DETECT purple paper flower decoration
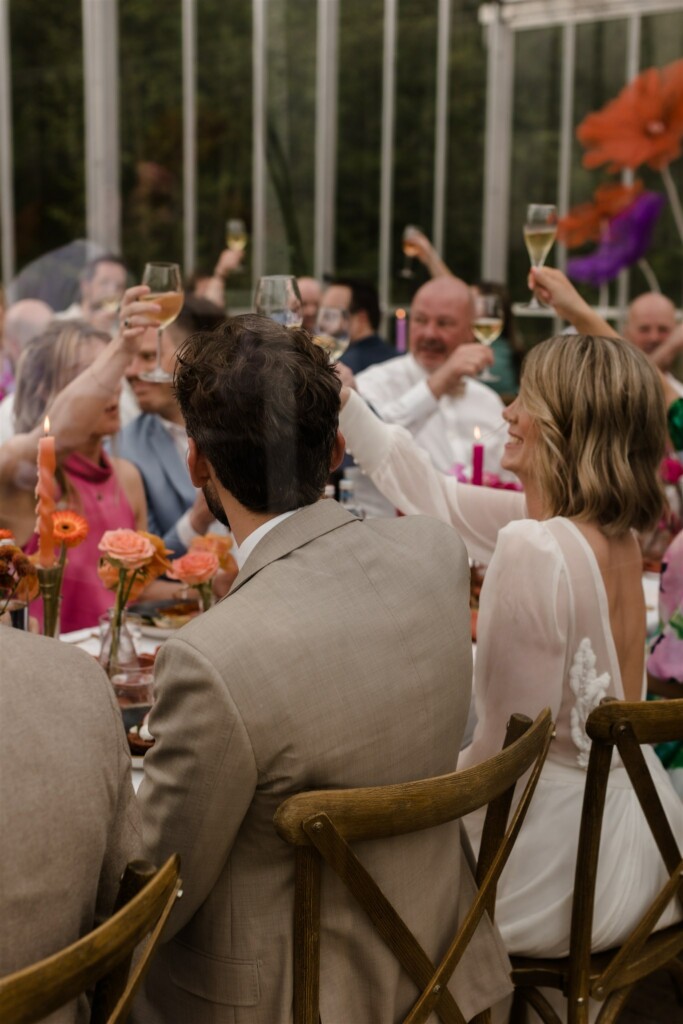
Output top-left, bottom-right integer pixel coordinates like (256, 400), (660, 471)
(567, 191), (665, 287)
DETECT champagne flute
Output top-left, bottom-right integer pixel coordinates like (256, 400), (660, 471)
(523, 204), (558, 309)
(400, 225), (421, 279)
(313, 307), (350, 363)
(471, 291), (504, 383)
(254, 275), (303, 328)
(139, 262), (184, 383)
(226, 218), (247, 273)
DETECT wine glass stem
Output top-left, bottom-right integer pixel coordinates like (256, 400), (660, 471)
(156, 327), (163, 370)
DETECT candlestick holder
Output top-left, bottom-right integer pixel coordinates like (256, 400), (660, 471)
(37, 565), (62, 638)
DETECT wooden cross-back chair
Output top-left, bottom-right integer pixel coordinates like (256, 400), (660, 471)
(274, 708), (553, 1024)
(0, 854), (181, 1024)
(511, 698), (683, 1024)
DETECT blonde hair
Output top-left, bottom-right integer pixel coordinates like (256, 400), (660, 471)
(14, 320), (109, 434)
(519, 334), (666, 536)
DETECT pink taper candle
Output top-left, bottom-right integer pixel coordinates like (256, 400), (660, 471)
(472, 426), (484, 486)
(36, 417), (57, 567)
(395, 309), (407, 353)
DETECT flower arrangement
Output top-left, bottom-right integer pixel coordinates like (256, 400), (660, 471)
(97, 529), (172, 674)
(33, 510), (89, 637)
(0, 537), (39, 618)
(559, 59), (683, 290)
(168, 546), (221, 613)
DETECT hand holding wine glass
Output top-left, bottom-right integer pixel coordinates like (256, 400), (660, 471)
(254, 275), (303, 329)
(226, 219), (247, 273)
(471, 291), (504, 382)
(139, 262), (184, 383)
(400, 225), (422, 279)
(523, 204), (557, 309)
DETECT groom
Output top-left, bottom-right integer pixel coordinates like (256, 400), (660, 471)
(134, 315), (511, 1023)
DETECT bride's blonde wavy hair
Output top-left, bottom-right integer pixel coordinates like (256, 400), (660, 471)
(519, 334), (666, 537)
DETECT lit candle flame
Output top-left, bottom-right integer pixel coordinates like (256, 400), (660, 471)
(473, 426), (481, 441)
(43, 416), (51, 435)
(396, 308), (406, 320)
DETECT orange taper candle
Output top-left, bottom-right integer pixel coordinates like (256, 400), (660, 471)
(35, 417), (57, 567)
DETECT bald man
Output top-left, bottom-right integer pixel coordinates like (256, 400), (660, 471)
(351, 276), (508, 484)
(624, 292), (683, 397)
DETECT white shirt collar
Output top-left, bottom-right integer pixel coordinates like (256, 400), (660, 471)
(236, 508), (299, 565)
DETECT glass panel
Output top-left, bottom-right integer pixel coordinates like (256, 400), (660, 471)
(196, 0), (252, 308)
(119, 0), (183, 279)
(508, 26), (562, 345)
(9, 0), (85, 287)
(392, 0), (438, 307)
(444, 0), (487, 288)
(262, 0), (317, 277)
(336, 0), (383, 280)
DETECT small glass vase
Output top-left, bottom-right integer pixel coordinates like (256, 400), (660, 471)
(98, 609), (138, 678)
(37, 565), (62, 638)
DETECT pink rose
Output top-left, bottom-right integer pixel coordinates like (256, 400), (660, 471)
(168, 550), (220, 587)
(98, 529), (156, 570)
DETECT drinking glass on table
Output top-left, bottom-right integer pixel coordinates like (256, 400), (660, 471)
(139, 262), (184, 382)
(254, 275), (303, 328)
(226, 218), (247, 272)
(523, 204), (557, 310)
(313, 307), (350, 364)
(400, 225), (421, 279)
(471, 291), (503, 383)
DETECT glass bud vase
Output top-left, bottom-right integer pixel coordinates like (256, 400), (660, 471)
(98, 609), (138, 678)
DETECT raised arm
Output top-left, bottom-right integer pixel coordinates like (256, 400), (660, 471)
(529, 267), (619, 338)
(408, 228), (454, 279)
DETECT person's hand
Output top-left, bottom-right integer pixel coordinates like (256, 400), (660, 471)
(118, 286), (162, 352)
(529, 267), (618, 339)
(188, 490), (215, 534)
(214, 249), (243, 279)
(428, 343), (494, 399)
(651, 322), (683, 371)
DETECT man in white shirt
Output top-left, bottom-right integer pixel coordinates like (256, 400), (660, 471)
(623, 291), (683, 397)
(346, 276), (507, 514)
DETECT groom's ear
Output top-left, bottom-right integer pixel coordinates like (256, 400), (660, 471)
(187, 437), (211, 488)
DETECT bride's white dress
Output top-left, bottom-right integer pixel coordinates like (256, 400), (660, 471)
(341, 390), (683, 957)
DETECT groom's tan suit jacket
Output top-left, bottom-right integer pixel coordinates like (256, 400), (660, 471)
(135, 500), (511, 1023)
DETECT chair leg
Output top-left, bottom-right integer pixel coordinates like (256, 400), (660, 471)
(511, 987), (562, 1024)
(666, 958), (683, 1005)
(594, 985), (633, 1024)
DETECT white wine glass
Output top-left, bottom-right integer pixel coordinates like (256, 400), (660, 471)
(400, 225), (421, 279)
(226, 218), (247, 273)
(523, 204), (558, 310)
(139, 262), (184, 383)
(254, 275), (303, 328)
(313, 307), (350, 364)
(471, 291), (504, 383)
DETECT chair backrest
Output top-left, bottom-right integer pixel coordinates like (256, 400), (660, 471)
(568, 698), (683, 1005)
(0, 854), (181, 1024)
(274, 708), (553, 1024)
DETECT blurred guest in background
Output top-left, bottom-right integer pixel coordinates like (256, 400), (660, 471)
(624, 291), (683, 397)
(0, 299), (54, 443)
(471, 281), (523, 400)
(188, 247), (244, 309)
(55, 254), (128, 336)
(321, 277), (394, 374)
(297, 275), (322, 333)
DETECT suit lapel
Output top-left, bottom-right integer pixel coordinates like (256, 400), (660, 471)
(146, 416), (196, 508)
(228, 501), (357, 596)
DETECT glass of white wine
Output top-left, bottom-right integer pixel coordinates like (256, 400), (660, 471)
(400, 225), (421, 279)
(523, 204), (558, 310)
(226, 218), (247, 272)
(254, 275), (303, 329)
(313, 307), (350, 364)
(471, 292), (504, 383)
(139, 262), (184, 383)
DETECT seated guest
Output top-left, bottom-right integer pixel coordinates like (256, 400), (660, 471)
(0, 299), (54, 444)
(339, 267), (683, 967)
(133, 316), (511, 1023)
(0, 627), (141, 1017)
(320, 277), (393, 374)
(0, 316), (148, 631)
(118, 294), (227, 557)
(624, 291), (683, 397)
(55, 253), (128, 335)
(297, 275), (322, 333)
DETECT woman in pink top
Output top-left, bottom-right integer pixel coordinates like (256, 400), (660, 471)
(0, 319), (147, 631)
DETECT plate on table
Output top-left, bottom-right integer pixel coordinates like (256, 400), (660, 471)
(128, 598), (200, 639)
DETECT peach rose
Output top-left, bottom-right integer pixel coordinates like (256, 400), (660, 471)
(190, 533), (234, 569)
(98, 529), (155, 570)
(168, 550), (219, 587)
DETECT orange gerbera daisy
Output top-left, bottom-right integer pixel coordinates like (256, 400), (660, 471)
(558, 181), (644, 248)
(0, 528), (14, 541)
(577, 61), (683, 171)
(52, 510), (89, 548)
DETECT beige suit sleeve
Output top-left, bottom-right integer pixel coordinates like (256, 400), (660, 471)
(138, 637), (258, 937)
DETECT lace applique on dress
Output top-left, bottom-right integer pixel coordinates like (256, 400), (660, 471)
(569, 638), (611, 769)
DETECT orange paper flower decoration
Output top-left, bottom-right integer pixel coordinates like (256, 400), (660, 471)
(52, 510), (89, 548)
(577, 61), (683, 172)
(558, 181), (644, 248)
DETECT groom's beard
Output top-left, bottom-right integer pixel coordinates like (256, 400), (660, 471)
(203, 479), (231, 531)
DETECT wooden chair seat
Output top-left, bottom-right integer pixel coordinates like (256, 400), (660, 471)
(511, 698), (683, 1024)
(275, 708), (554, 1024)
(0, 854), (181, 1024)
